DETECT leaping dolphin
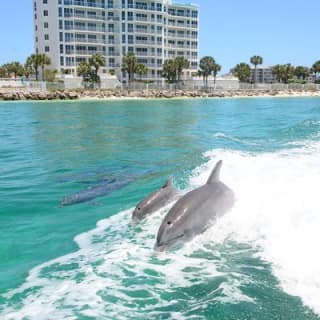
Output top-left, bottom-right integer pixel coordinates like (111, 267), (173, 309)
(155, 160), (235, 251)
(132, 178), (179, 222)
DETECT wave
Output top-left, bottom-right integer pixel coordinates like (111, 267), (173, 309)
(190, 144), (320, 315)
(2, 140), (320, 319)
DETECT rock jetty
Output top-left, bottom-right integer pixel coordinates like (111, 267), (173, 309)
(1, 88), (320, 101)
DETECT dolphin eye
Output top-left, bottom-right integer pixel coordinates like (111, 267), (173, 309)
(167, 221), (172, 225)
(138, 208), (141, 211)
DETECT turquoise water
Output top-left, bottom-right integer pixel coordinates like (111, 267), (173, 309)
(1, 97), (320, 319)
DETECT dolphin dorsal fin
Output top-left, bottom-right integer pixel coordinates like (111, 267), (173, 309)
(206, 160), (223, 184)
(162, 178), (172, 188)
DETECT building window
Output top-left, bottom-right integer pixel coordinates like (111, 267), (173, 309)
(45, 46), (50, 52)
(44, 22), (49, 28)
(44, 34), (49, 40)
(43, 0), (48, 3)
(44, 10), (48, 16)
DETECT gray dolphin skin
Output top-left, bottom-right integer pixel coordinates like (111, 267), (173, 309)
(155, 160), (235, 251)
(60, 179), (133, 206)
(132, 179), (179, 222)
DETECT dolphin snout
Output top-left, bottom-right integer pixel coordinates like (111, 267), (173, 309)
(154, 243), (167, 253)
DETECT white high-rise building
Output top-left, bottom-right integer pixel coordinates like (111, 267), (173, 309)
(33, 0), (199, 82)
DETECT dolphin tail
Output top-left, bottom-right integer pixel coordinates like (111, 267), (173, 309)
(206, 160), (223, 184)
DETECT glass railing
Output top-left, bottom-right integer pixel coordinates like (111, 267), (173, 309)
(70, 1), (106, 9)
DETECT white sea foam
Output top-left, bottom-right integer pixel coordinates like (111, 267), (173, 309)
(189, 145), (320, 315)
(2, 141), (320, 318)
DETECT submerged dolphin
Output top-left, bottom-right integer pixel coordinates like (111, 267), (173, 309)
(132, 178), (179, 222)
(155, 160), (235, 251)
(60, 178), (132, 206)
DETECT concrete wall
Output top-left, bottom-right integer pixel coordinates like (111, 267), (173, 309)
(61, 74), (121, 89)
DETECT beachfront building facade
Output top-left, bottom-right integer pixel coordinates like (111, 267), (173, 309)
(33, 0), (199, 82)
(250, 66), (275, 83)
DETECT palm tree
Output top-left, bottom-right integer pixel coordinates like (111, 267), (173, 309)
(199, 56), (215, 88)
(312, 60), (320, 82)
(26, 54), (41, 81)
(121, 52), (138, 83)
(282, 64), (295, 83)
(88, 53), (106, 87)
(0, 66), (7, 78)
(272, 64), (294, 83)
(272, 64), (282, 83)
(39, 54), (51, 81)
(250, 55), (263, 85)
(136, 63), (148, 80)
(77, 61), (92, 85)
(162, 59), (177, 83)
(6, 62), (24, 79)
(88, 53), (106, 76)
(26, 54), (50, 81)
(24, 58), (34, 80)
(294, 66), (309, 80)
(212, 63), (221, 89)
(174, 56), (189, 82)
(233, 63), (251, 82)
(0, 64), (9, 78)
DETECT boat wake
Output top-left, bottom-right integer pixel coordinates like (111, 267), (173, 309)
(2, 140), (320, 319)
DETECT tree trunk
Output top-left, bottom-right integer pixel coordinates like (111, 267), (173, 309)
(254, 65), (257, 88)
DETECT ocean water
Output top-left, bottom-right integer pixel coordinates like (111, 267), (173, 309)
(0, 97), (320, 319)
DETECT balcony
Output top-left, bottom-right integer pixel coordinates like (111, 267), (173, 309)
(65, 13), (106, 21)
(65, 49), (106, 55)
(135, 52), (163, 57)
(65, 25), (106, 33)
(66, 0), (106, 9)
(135, 40), (162, 45)
(65, 38), (106, 44)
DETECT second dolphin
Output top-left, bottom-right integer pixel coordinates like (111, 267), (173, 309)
(132, 178), (179, 222)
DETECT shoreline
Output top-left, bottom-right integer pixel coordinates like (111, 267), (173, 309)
(1, 89), (320, 102)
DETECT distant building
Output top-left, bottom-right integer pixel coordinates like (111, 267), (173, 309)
(230, 65), (275, 83)
(33, 0), (199, 83)
(250, 66), (275, 83)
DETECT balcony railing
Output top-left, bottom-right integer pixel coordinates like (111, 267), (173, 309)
(65, 25), (106, 32)
(65, 13), (106, 21)
(135, 53), (163, 57)
(65, 0), (105, 9)
(66, 50), (106, 55)
(65, 38), (106, 44)
(135, 40), (162, 45)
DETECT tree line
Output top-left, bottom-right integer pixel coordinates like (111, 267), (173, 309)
(2, 52), (320, 86)
(233, 55), (320, 84)
(0, 54), (53, 81)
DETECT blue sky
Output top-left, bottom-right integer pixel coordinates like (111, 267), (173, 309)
(0, 0), (319, 72)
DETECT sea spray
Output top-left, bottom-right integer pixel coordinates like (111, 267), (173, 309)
(2, 143), (320, 319)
